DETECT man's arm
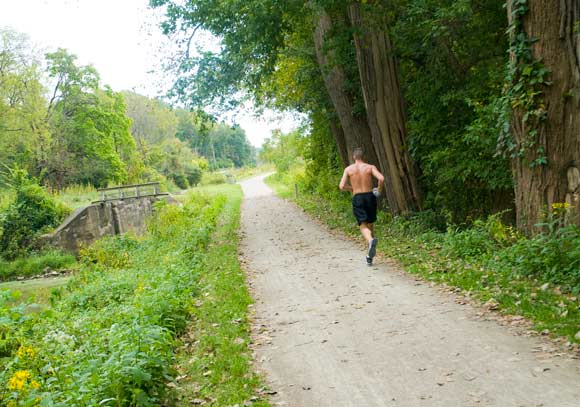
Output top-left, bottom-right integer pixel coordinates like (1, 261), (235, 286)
(371, 165), (385, 192)
(339, 168), (352, 192)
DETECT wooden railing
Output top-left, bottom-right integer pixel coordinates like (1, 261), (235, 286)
(93, 182), (167, 203)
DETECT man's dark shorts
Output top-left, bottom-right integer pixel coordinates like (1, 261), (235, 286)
(352, 192), (377, 225)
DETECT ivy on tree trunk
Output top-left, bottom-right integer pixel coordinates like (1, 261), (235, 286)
(506, 0), (580, 234)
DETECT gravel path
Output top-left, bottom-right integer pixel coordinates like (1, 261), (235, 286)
(240, 174), (580, 407)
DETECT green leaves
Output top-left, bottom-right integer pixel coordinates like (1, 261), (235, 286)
(43, 50), (137, 188)
(498, 0), (550, 167)
(0, 171), (69, 260)
(0, 192), (226, 405)
(150, 0), (305, 109)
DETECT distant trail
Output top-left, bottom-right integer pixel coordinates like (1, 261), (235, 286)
(240, 174), (580, 407)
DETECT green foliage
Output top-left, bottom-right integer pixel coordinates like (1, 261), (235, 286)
(51, 183), (98, 209)
(0, 170), (69, 260)
(170, 185), (270, 406)
(442, 213), (517, 258)
(497, 0), (550, 166)
(171, 173), (189, 189)
(185, 165), (202, 186)
(494, 209), (580, 292)
(150, 0), (304, 109)
(0, 29), (48, 176)
(0, 250), (75, 281)
(0, 290), (26, 358)
(392, 0), (513, 220)
(259, 129), (306, 173)
(45, 50), (138, 188)
(0, 192), (226, 405)
(153, 0), (517, 224)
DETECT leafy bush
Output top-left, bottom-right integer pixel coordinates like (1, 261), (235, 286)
(495, 211), (580, 292)
(171, 173), (189, 189)
(0, 250), (76, 281)
(441, 213), (517, 259)
(185, 165), (202, 186)
(0, 177), (70, 260)
(0, 193), (225, 405)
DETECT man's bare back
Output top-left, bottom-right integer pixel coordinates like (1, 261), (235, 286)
(339, 162), (384, 195)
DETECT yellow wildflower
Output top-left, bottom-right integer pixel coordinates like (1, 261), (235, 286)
(16, 345), (36, 359)
(30, 380), (41, 390)
(552, 202), (572, 210)
(7, 369), (31, 391)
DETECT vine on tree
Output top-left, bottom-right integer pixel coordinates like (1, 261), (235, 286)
(498, 0), (550, 167)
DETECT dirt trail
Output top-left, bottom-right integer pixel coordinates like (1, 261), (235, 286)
(240, 174), (580, 407)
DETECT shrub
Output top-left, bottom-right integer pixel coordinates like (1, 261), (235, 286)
(496, 212), (580, 292)
(0, 181), (70, 260)
(441, 213), (517, 259)
(185, 166), (202, 187)
(171, 173), (189, 190)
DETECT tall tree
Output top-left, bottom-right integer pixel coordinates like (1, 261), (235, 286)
(505, 0), (580, 233)
(0, 29), (48, 176)
(44, 49), (137, 188)
(312, 9), (381, 170)
(348, 2), (422, 213)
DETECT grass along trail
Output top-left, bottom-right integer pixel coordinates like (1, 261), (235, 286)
(240, 174), (580, 407)
(167, 183), (270, 406)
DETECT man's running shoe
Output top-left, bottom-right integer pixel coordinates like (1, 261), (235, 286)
(368, 238), (378, 260)
(366, 256), (373, 266)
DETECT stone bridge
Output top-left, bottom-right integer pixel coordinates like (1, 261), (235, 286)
(43, 182), (179, 254)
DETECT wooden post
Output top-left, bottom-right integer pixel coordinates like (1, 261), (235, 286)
(294, 183), (298, 199)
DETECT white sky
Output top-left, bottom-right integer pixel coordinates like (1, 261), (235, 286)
(0, 0), (300, 147)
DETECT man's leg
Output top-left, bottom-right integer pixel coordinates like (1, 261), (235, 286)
(365, 222), (378, 265)
(359, 222), (373, 243)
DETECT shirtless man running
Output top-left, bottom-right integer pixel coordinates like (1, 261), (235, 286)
(339, 148), (385, 265)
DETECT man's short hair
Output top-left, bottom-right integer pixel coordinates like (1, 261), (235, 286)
(353, 148), (364, 160)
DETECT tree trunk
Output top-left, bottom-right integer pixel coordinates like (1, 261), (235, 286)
(348, 3), (422, 213)
(313, 11), (380, 170)
(507, 0), (580, 234)
(328, 117), (350, 167)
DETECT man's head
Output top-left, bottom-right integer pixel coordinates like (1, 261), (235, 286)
(353, 147), (364, 161)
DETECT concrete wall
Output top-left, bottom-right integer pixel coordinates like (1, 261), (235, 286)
(43, 195), (178, 254)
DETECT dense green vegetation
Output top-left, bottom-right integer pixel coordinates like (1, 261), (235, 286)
(152, 0), (515, 221)
(0, 169), (70, 260)
(0, 185), (265, 405)
(0, 27), (256, 193)
(1, 0), (578, 402)
(0, 26), (258, 273)
(170, 184), (270, 406)
(153, 0), (580, 231)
